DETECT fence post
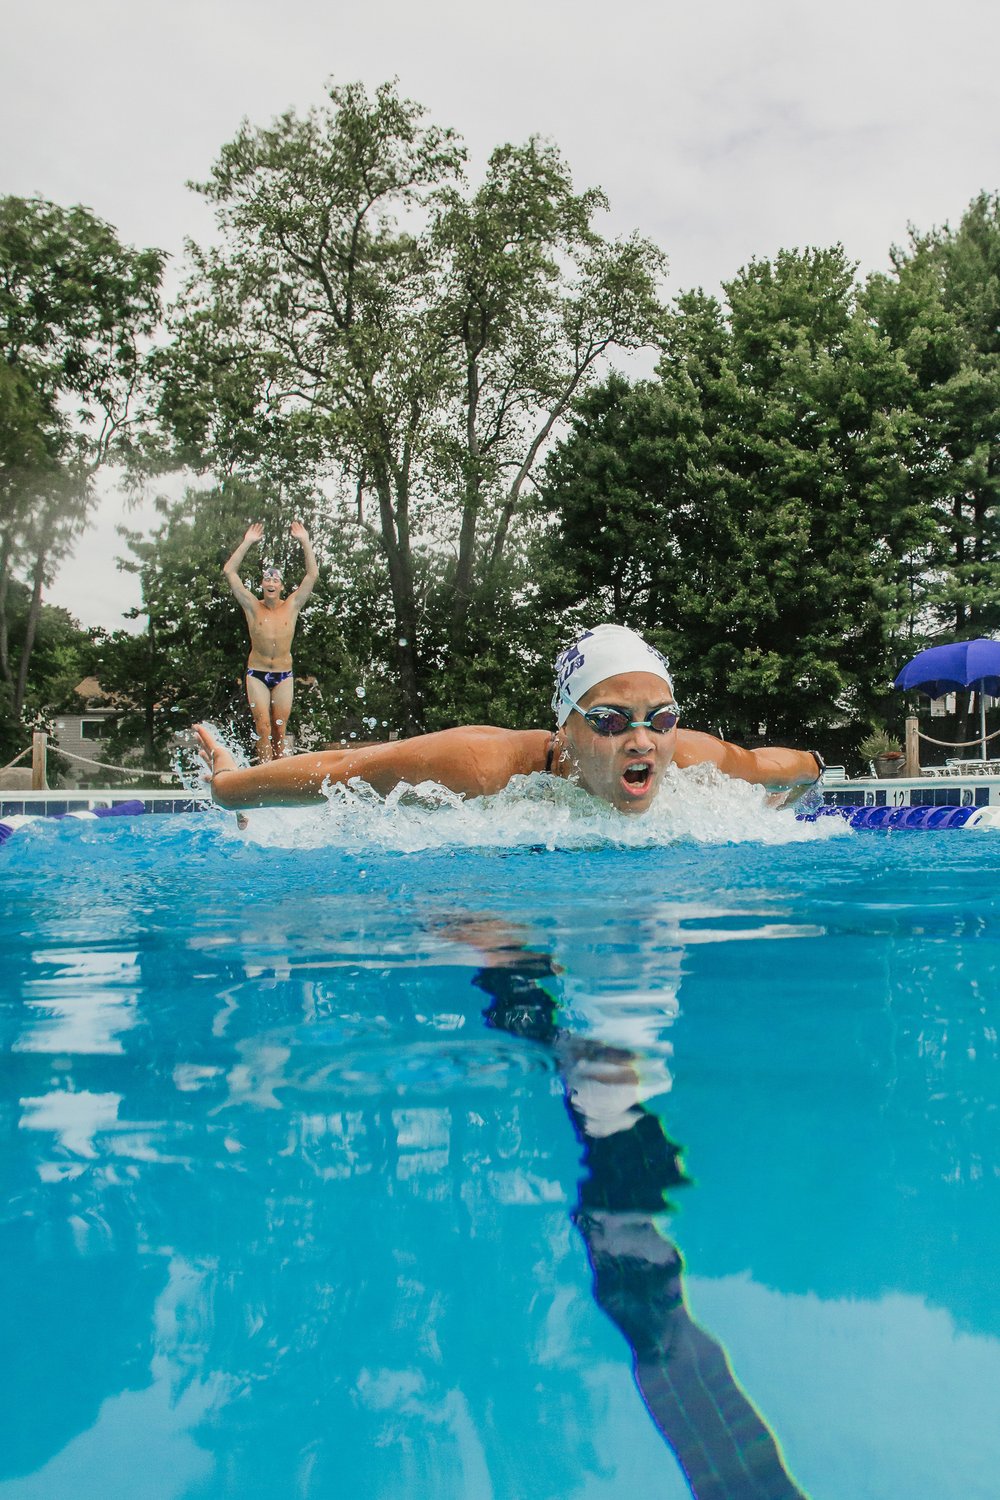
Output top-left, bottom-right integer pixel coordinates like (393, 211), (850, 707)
(31, 731), (48, 790)
(904, 715), (920, 778)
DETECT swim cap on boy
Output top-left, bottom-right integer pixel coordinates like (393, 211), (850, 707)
(552, 625), (672, 725)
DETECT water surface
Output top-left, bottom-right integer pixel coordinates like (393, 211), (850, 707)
(2, 774), (999, 1498)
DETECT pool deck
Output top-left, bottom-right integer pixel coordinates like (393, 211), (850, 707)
(822, 769), (1000, 809)
(0, 789), (210, 818)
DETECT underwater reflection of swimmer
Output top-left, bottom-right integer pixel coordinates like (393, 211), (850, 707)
(451, 921), (808, 1500)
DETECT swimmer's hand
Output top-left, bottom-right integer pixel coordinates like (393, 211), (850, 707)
(767, 752), (825, 809)
(195, 724), (239, 794)
(766, 778), (819, 810)
(243, 522), (264, 545)
(290, 519), (309, 543)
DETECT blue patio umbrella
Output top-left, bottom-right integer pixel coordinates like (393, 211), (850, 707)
(894, 637), (1000, 757)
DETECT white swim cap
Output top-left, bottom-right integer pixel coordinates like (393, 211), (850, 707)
(552, 625), (672, 726)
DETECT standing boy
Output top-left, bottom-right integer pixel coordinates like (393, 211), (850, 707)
(223, 521), (319, 761)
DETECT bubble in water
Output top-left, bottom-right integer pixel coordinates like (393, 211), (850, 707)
(381, 721), (388, 728)
(349, 731), (357, 739)
(355, 686), (366, 699)
(398, 638), (408, 647)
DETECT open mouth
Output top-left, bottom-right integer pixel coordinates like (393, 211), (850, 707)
(621, 762), (653, 797)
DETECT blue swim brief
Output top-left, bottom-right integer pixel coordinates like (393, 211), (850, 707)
(247, 668), (292, 691)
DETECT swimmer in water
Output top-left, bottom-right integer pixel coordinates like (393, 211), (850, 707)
(196, 624), (824, 814)
(223, 520), (319, 762)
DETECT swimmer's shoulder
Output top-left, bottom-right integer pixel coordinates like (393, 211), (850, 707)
(343, 725), (550, 799)
(432, 726), (552, 785)
(503, 727), (552, 775)
(672, 728), (730, 771)
(673, 728), (778, 781)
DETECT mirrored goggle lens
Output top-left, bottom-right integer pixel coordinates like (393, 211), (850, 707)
(583, 709), (632, 735)
(583, 706), (680, 736)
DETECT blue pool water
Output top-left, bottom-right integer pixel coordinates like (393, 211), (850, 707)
(2, 771), (1000, 1499)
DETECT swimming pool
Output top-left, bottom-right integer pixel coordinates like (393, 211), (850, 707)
(2, 772), (999, 1499)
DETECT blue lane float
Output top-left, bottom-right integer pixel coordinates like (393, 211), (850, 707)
(798, 802), (999, 830)
(0, 799), (146, 847)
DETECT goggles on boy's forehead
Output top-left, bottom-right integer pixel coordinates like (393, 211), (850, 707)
(559, 687), (681, 737)
(261, 567), (283, 580)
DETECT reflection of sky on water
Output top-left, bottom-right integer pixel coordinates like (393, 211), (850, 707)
(1, 1362), (218, 1500)
(2, 814), (1000, 1496)
(19, 1090), (121, 1164)
(14, 948), (139, 1055)
(687, 1277), (1000, 1499)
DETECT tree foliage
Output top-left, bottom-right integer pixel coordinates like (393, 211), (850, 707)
(535, 246), (931, 754)
(865, 193), (1000, 648)
(157, 80), (667, 729)
(0, 196), (164, 730)
(9, 100), (1000, 774)
(0, 580), (92, 761)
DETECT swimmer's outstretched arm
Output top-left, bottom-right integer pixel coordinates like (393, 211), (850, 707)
(196, 724), (550, 809)
(673, 730), (821, 791)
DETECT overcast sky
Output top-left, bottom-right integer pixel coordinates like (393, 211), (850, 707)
(5, 0), (1000, 628)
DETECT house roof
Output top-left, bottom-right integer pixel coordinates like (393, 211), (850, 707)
(74, 677), (129, 709)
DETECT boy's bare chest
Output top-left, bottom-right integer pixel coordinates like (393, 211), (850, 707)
(249, 602), (294, 640)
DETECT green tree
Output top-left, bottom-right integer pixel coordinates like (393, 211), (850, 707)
(537, 247), (923, 753)
(158, 80), (666, 730)
(0, 578), (92, 762)
(866, 192), (1000, 643)
(0, 196), (164, 726)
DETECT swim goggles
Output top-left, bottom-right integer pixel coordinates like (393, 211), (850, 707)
(559, 687), (681, 736)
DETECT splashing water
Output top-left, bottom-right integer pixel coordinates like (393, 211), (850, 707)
(184, 739), (847, 855)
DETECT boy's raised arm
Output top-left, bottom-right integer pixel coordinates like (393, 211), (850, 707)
(223, 524), (263, 608)
(289, 521), (319, 606)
